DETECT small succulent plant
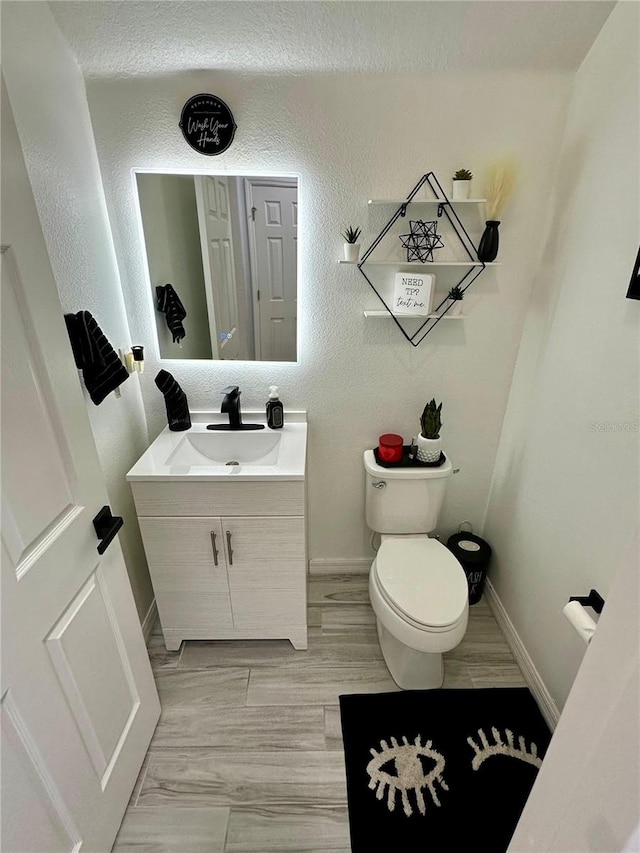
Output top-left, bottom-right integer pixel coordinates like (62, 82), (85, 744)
(448, 286), (465, 301)
(453, 168), (473, 181)
(420, 398), (443, 440)
(342, 226), (361, 244)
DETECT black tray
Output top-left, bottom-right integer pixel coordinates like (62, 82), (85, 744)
(374, 446), (446, 468)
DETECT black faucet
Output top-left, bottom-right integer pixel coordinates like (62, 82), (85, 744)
(207, 385), (265, 431)
(220, 385), (242, 428)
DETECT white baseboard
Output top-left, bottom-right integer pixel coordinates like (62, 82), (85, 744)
(485, 578), (560, 731)
(141, 598), (158, 645)
(308, 558), (371, 575)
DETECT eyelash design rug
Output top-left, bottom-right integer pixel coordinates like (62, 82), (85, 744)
(339, 687), (551, 853)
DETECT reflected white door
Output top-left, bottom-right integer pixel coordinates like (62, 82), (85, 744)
(247, 181), (297, 362)
(1, 85), (160, 853)
(194, 175), (242, 359)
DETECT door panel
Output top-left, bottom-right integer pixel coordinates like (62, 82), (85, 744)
(1, 692), (81, 853)
(195, 175), (242, 358)
(45, 569), (139, 783)
(1, 250), (76, 571)
(223, 516), (306, 629)
(138, 516), (233, 631)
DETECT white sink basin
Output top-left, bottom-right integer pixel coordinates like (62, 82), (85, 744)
(126, 412), (307, 482)
(166, 430), (281, 467)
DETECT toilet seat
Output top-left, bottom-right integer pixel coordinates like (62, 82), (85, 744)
(374, 537), (468, 630)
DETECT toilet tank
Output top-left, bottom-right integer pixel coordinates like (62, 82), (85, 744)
(364, 450), (453, 534)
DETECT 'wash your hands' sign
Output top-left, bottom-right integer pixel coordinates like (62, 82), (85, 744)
(393, 273), (434, 316)
(179, 94), (237, 156)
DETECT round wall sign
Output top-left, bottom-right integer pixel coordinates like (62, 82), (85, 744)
(179, 93), (237, 156)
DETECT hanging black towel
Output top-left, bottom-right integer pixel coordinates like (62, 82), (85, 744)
(156, 284), (187, 344)
(64, 311), (129, 405)
(155, 370), (191, 431)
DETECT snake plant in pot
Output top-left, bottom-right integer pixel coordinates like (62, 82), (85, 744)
(417, 398), (443, 463)
(452, 168), (473, 200)
(342, 226), (362, 262)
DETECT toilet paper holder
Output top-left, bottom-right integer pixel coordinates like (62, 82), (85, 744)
(569, 589), (605, 614)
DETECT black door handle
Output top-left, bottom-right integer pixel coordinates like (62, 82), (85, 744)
(93, 506), (124, 555)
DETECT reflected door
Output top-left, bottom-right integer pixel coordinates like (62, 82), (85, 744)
(1, 89), (159, 853)
(195, 176), (242, 359)
(248, 181), (298, 362)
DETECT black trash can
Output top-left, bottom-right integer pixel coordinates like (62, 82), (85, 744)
(447, 531), (492, 605)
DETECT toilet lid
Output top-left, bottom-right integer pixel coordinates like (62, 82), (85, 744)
(375, 538), (468, 628)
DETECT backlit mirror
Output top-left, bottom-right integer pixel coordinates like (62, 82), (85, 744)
(135, 172), (298, 361)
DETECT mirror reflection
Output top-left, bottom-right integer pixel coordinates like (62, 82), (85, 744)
(136, 172), (298, 361)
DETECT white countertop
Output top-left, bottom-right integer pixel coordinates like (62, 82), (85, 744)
(126, 411), (307, 482)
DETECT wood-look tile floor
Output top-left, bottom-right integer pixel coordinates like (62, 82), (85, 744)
(112, 574), (525, 852)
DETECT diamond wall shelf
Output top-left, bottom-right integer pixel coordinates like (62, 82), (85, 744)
(356, 171), (494, 347)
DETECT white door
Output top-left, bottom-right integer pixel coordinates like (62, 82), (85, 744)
(194, 175), (242, 359)
(247, 180), (298, 362)
(1, 84), (160, 853)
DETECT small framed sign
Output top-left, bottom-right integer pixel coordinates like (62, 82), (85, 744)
(393, 273), (434, 316)
(179, 93), (237, 156)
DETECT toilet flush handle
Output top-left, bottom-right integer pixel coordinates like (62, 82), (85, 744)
(372, 481), (387, 489)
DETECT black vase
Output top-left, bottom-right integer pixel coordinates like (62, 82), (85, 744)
(477, 220), (500, 262)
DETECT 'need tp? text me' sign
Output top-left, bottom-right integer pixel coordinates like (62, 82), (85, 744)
(393, 273), (434, 316)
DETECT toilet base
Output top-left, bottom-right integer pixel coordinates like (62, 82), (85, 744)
(377, 619), (444, 690)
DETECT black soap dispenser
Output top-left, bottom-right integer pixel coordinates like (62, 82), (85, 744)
(266, 385), (284, 429)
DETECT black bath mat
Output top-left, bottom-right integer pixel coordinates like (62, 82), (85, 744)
(339, 687), (551, 853)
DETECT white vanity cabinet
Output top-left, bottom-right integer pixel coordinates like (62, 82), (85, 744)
(131, 480), (307, 651)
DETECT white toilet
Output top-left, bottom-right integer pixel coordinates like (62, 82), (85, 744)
(364, 449), (469, 690)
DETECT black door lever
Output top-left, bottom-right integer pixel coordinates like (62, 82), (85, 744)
(93, 506), (124, 555)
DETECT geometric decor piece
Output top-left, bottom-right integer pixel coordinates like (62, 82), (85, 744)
(399, 220), (444, 263)
(358, 171), (488, 346)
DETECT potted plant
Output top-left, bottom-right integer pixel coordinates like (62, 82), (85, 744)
(342, 226), (362, 262)
(417, 398), (443, 463)
(452, 168), (473, 200)
(445, 285), (464, 316)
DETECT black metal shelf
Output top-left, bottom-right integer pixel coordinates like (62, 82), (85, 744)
(357, 172), (490, 347)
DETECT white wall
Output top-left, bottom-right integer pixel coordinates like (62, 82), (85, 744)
(483, 1), (639, 710)
(1, 2), (154, 621)
(87, 68), (573, 565)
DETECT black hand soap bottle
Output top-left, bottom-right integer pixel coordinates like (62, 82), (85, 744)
(266, 385), (284, 429)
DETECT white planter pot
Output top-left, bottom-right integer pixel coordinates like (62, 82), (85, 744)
(344, 243), (361, 263)
(452, 180), (471, 200)
(416, 434), (442, 463)
(447, 299), (463, 316)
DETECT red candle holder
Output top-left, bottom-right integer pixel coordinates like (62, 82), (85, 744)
(378, 433), (404, 464)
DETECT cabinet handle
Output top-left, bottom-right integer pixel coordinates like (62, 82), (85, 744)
(226, 530), (233, 565)
(210, 531), (219, 566)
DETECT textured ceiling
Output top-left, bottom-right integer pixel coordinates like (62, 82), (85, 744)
(48, 0), (615, 79)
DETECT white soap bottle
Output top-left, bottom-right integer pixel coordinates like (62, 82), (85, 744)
(266, 386), (284, 429)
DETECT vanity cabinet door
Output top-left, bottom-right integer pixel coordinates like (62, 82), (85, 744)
(138, 517), (233, 631)
(222, 516), (306, 630)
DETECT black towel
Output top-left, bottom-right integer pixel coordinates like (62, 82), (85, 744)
(156, 284), (187, 344)
(64, 311), (129, 405)
(155, 370), (191, 431)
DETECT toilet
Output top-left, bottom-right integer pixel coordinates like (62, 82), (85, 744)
(364, 449), (469, 689)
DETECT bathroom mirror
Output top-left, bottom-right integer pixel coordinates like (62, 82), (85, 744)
(135, 171), (298, 361)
